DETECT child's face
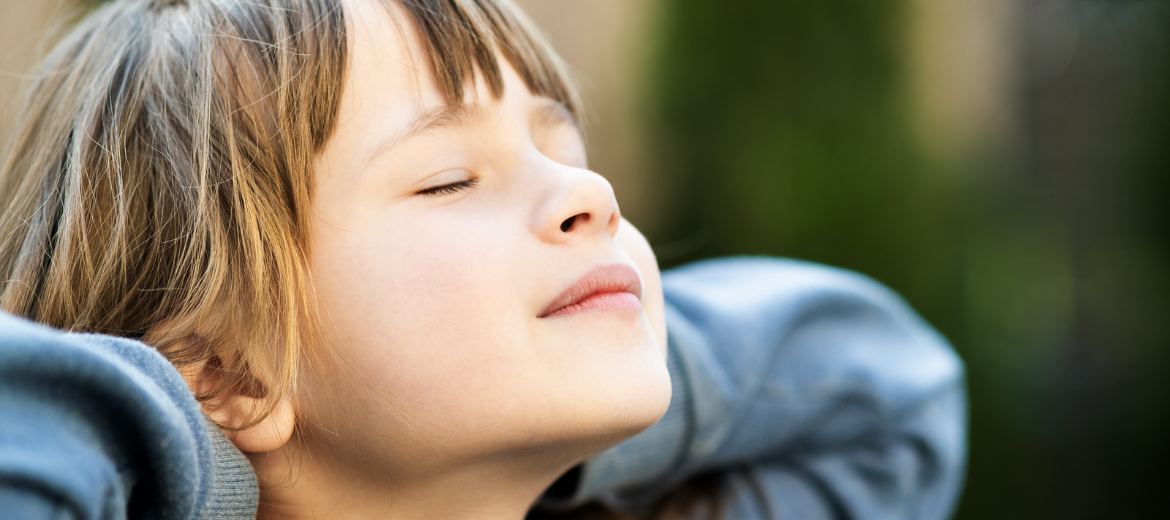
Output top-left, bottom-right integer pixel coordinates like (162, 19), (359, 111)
(298, 0), (671, 482)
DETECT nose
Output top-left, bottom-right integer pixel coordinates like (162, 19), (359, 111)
(532, 167), (621, 244)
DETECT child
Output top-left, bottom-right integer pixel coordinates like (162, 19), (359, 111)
(0, 0), (966, 519)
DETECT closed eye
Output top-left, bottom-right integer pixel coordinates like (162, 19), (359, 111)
(417, 179), (478, 197)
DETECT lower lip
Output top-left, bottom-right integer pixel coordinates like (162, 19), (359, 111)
(544, 292), (643, 318)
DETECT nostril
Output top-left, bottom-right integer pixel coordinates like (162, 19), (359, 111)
(560, 215), (579, 233)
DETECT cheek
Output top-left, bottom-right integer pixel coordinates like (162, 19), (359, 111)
(308, 211), (529, 416)
(615, 219), (667, 357)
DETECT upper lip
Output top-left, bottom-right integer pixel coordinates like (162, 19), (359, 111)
(538, 263), (643, 318)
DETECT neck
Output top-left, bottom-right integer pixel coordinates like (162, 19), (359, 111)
(250, 440), (581, 520)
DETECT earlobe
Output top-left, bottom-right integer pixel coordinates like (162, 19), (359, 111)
(181, 357), (296, 454)
(212, 396), (296, 454)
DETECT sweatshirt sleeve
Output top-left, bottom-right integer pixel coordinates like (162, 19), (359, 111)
(539, 257), (967, 520)
(0, 312), (258, 520)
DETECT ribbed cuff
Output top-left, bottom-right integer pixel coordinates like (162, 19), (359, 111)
(205, 416), (259, 519)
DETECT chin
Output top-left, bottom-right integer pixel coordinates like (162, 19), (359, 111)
(547, 344), (673, 455)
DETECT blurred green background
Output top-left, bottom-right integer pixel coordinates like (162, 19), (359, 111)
(633, 0), (1170, 518)
(2, 0), (1168, 518)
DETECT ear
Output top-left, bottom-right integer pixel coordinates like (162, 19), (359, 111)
(181, 357), (296, 454)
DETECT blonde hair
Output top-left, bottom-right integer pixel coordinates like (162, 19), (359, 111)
(0, 0), (578, 426)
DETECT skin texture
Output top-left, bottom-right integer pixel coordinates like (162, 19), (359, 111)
(233, 0), (673, 518)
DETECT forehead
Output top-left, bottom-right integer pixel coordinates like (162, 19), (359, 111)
(324, 0), (456, 173)
(328, 0), (578, 172)
(340, 0), (438, 135)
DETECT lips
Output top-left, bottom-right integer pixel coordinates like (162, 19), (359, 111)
(538, 263), (644, 318)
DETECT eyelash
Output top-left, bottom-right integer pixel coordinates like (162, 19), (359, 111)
(417, 178), (478, 197)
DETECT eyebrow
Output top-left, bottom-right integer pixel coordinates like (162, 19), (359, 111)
(361, 99), (579, 169)
(531, 99), (579, 134)
(362, 103), (487, 168)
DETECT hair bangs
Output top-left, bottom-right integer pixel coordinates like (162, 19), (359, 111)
(395, 0), (582, 121)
